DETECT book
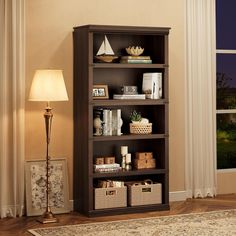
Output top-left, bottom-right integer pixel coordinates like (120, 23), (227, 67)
(94, 167), (122, 173)
(112, 109), (118, 136)
(102, 109), (109, 136)
(94, 163), (121, 173)
(108, 109), (112, 135)
(94, 163), (120, 169)
(120, 59), (152, 64)
(120, 56), (151, 60)
(117, 109), (122, 136)
(113, 94), (146, 100)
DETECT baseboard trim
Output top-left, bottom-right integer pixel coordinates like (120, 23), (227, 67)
(69, 191), (187, 211)
(169, 191), (187, 202)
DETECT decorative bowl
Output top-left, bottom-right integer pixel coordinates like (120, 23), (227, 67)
(126, 46), (144, 56)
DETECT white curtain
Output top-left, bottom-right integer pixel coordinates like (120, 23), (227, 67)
(185, 0), (217, 198)
(0, 0), (25, 217)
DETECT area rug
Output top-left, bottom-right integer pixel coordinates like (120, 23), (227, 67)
(28, 209), (236, 236)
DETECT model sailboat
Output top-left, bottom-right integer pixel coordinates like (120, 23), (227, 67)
(95, 35), (118, 62)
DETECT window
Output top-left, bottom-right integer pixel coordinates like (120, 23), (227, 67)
(216, 0), (236, 169)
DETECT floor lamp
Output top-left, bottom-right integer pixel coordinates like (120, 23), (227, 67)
(29, 69), (68, 223)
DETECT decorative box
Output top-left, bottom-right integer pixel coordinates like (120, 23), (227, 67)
(121, 85), (138, 95)
(128, 183), (162, 206)
(95, 157), (104, 165)
(104, 156), (115, 164)
(94, 186), (127, 209)
(135, 152), (153, 160)
(134, 158), (156, 169)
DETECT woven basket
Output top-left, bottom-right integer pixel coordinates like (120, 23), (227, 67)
(130, 123), (152, 134)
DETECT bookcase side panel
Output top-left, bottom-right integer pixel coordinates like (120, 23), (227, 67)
(73, 28), (90, 214)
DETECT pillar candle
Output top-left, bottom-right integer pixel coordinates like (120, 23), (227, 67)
(121, 146), (128, 156)
(125, 153), (131, 163)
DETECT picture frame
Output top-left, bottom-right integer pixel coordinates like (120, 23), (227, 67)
(25, 158), (70, 216)
(93, 85), (109, 99)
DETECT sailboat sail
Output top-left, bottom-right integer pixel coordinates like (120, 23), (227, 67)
(96, 35), (115, 55)
(104, 36), (114, 55)
(97, 41), (105, 55)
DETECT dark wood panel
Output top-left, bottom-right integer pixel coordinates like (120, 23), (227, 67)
(73, 27), (90, 214)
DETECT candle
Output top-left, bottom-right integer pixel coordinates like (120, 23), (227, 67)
(126, 153), (131, 163)
(121, 146), (128, 156)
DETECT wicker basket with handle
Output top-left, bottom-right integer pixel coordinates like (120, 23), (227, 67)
(129, 123), (152, 134)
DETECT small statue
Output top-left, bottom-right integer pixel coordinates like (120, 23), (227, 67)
(93, 114), (102, 136)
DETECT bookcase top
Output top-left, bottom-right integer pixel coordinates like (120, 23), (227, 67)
(73, 24), (171, 34)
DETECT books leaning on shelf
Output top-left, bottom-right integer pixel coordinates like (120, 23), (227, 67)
(102, 109), (122, 136)
(94, 163), (122, 173)
(113, 94), (146, 100)
(120, 55), (152, 64)
(142, 72), (162, 99)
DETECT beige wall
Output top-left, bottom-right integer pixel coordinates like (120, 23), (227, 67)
(217, 172), (236, 194)
(25, 0), (187, 199)
(25, 0), (236, 199)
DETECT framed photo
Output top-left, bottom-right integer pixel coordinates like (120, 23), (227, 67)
(25, 158), (70, 216)
(93, 85), (109, 99)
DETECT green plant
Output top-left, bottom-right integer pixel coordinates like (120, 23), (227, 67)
(130, 110), (142, 122)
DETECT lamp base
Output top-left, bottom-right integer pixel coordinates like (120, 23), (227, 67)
(37, 211), (58, 224)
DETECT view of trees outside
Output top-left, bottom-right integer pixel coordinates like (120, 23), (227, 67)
(217, 55), (236, 110)
(217, 114), (236, 169)
(216, 0), (236, 169)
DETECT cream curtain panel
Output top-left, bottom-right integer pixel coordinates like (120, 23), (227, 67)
(185, 0), (217, 198)
(0, 0), (25, 217)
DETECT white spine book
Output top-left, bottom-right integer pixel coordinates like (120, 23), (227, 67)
(112, 109), (118, 136)
(142, 72), (162, 99)
(108, 109), (112, 136)
(117, 109), (122, 136)
(142, 76), (157, 99)
(102, 109), (109, 136)
(157, 73), (162, 98)
(152, 77), (159, 99)
(94, 163), (120, 169)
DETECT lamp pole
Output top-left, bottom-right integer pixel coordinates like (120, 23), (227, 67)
(38, 102), (58, 223)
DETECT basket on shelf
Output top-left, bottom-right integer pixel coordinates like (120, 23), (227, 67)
(129, 123), (152, 134)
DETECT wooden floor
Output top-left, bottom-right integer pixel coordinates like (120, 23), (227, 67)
(1, 194), (236, 236)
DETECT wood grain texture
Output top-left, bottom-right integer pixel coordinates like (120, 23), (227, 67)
(0, 194), (236, 236)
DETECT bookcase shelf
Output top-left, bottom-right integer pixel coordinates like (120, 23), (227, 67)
(73, 24), (170, 217)
(91, 99), (168, 107)
(91, 63), (168, 69)
(88, 203), (170, 217)
(92, 134), (167, 142)
(93, 168), (167, 178)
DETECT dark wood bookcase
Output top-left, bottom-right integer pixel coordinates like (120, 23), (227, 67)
(73, 25), (170, 216)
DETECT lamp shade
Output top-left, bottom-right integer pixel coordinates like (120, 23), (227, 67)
(29, 69), (68, 101)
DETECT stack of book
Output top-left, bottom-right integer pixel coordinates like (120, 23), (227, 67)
(120, 56), (152, 64)
(94, 163), (121, 173)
